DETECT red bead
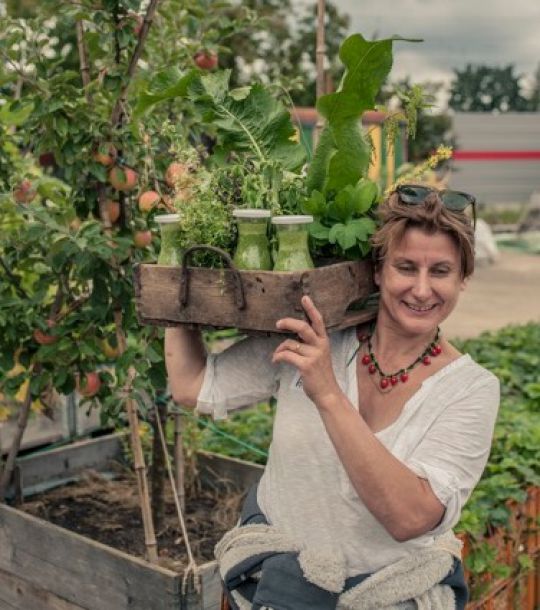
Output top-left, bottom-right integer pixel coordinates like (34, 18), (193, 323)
(423, 355), (431, 365)
(361, 354), (371, 365)
(368, 363), (377, 374)
(435, 345), (442, 355)
(390, 376), (399, 386)
(380, 378), (389, 389)
(400, 372), (409, 383)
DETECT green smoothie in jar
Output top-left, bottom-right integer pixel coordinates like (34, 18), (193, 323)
(155, 214), (182, 266)
(271, 215), (314, 271)
(232, 209), (272, 270)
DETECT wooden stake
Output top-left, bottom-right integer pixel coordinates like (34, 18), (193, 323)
(313, 0), (326, 149)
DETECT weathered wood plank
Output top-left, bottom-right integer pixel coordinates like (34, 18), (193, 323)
(134, 260), (375, 332)
(199, 561), (221, 610)
(198, 451), (264, 493)
(0, 567), (86, 610)
(0, 504), (182, 610)
(5, 433), (124, 499)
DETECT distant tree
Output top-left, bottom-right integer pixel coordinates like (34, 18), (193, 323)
(223, 0), (350, 106)
(527, 63), (540, 111)
(448, 64), (530, 112)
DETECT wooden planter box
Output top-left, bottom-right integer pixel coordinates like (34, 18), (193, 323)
(0, 434), (263, 610)
(134, 254), (376, 333)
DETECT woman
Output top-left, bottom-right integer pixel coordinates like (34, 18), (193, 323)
(165, 186), (500, 609)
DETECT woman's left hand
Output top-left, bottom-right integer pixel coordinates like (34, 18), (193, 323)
(272, 295), (342, 407)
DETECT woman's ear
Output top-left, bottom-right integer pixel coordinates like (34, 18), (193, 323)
(460, 275), (470, 291)
(373, 264), (381, 287)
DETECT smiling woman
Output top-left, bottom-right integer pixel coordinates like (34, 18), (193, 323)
(165, 186), (500, 610)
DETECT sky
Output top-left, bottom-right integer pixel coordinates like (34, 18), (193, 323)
(297, 0), (540, 110)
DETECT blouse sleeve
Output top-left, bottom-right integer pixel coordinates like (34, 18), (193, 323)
(196, 334), (283, 420)
(404, 372), (500, 536)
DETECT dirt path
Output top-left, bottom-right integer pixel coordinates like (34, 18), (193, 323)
(442, 250), (540, 340)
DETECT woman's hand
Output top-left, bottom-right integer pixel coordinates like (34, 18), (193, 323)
(272, 295), (342, 407)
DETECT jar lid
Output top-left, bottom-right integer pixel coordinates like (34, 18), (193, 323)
(154, 214), (180, 224)
(232, 208), (271, 219)
(271, 215), (313, 225)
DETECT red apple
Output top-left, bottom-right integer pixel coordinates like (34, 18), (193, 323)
(93, 143), (117, 167)
(78, 371), (102, 397)
(39, 152), (56, 167)
(109, 166), (138, 192)
(13, 179), (37, 204)
(134, 230), (153, 248)
(33, 319), (58, 345)
(138, 190), (160, 213)
(104, 199), (121, 223)
(194, 50), (218, 70)
(165, 162), (189, 188)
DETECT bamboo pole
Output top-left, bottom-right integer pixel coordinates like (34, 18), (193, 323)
(114, 311), (159, 563)
(313, 0), (326, 149)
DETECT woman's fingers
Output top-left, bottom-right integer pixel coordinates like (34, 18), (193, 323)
(300, 296), (326, 337)
(275, 317), (318, 344)
(275, 297), (327, 340)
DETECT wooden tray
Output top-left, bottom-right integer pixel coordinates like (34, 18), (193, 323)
(134, 245), (377, 333)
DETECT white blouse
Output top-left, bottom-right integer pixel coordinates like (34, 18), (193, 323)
(196, 327), (500, 575)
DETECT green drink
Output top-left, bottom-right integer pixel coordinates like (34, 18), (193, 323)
(271, 215), (314, 271)
(232, 209), (272, 271)
(155, 214), (182, 266)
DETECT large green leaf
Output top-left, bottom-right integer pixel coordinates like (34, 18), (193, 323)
(191, 71), (306, 171)
(306, 33), (420, 193)
(132, 67), (199, 118)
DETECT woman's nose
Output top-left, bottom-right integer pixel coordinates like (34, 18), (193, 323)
(411, 272), (432, 300)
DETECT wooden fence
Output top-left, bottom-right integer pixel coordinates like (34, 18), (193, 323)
(462, 486), (539, 609)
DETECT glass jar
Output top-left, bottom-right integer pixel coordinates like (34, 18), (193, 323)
(155, 214), (182, 266)
(271, 215), (314, 271)
(232, 209), (272, 270)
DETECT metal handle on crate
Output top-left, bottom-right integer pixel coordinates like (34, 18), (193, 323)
(179, 245), (246, 310)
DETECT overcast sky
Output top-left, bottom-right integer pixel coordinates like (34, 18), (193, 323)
(297, 0), (540, 109)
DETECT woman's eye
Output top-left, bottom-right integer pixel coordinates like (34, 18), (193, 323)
(396, 265), (415, 273)
(431, 268), (450, 276)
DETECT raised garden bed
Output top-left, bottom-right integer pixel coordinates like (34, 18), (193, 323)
(0, 433), (263, 610)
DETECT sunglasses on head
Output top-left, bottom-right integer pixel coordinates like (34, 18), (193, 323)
(396, 184), (477, 229)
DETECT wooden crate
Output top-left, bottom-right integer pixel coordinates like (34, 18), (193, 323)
(0, 434), (263, 610)
(134, 252), (376, 333)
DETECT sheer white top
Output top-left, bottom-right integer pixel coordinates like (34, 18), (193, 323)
(196, 327), (500, 575)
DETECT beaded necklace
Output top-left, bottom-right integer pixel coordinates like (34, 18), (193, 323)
(353, 326), (442, 391)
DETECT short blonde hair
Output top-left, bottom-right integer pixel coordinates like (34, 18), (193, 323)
(371, 191), (475, 278)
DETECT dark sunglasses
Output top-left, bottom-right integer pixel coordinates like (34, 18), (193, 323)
(396, 184), (476, 229)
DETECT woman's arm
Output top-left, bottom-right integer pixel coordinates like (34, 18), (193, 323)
(164, 327), (206, 407)
(316, 393), (445, 541)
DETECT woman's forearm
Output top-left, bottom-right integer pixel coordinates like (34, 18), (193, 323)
(164, 327), (207, 407)
(317, 392), (445, 541)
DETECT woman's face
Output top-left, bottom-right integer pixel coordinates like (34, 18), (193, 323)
(374, 227), (466, 336)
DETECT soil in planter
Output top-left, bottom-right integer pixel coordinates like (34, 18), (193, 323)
(20, 463), (244, 572)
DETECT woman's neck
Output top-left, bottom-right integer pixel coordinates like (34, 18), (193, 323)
(371, 319), (438, 365)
